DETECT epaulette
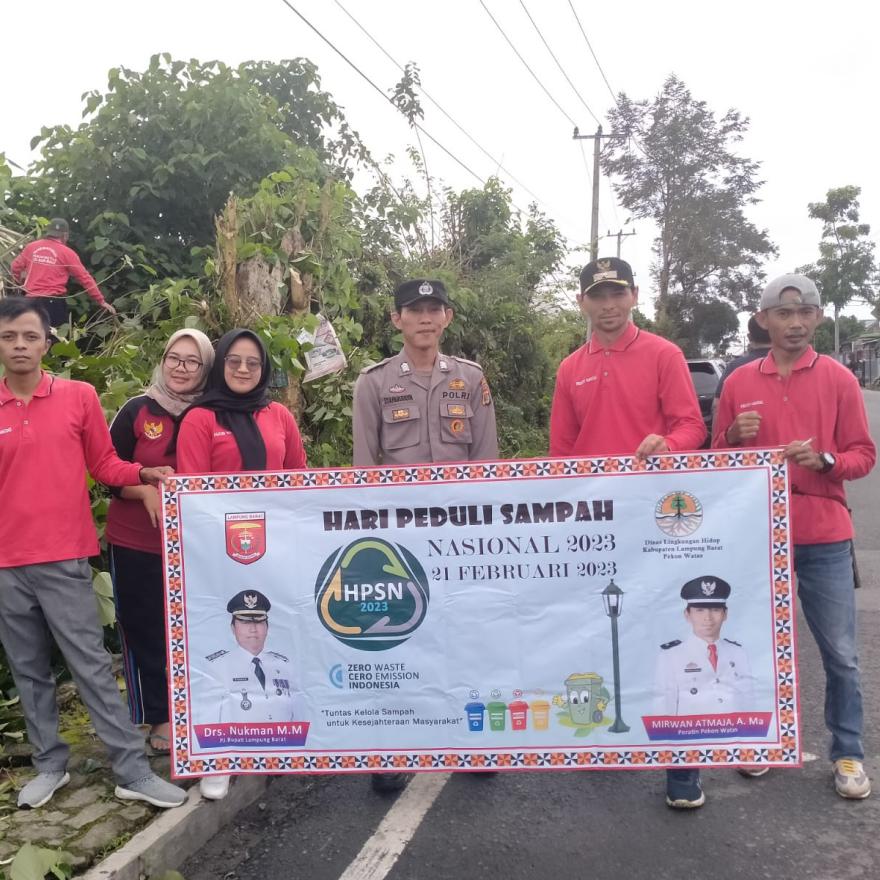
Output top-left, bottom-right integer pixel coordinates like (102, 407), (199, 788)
(723, 638), (742, 647)
(359, 357), (394, 375)
(660, 640), (682, 650)
(266, 650), (289, 662)
(206, 649), (228, 662)
(450, 355), (484, 372)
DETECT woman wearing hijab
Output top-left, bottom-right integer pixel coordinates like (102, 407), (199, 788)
(175, 328), (307, 801)
(107, 328), (215, 755)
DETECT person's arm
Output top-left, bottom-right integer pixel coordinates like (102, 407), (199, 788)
(352, 373), (381, 466)
(10, 248), (28, 284)
(828, 374), (876, 481)
(62, 243), (115, 313)
(468, 374), (499, 461)
(548, 362), (578, 456)
(656, 349), (706, 452)
(80, 386), (145, 486)
(175, 409), (215, 473)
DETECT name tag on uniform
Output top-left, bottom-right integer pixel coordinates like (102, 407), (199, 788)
(392, 408), (410, 420)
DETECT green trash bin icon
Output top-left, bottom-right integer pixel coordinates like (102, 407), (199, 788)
(564, 673), (608, 725)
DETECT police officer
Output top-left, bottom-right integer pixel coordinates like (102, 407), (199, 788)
(654, 576), (754, 718)
(352, 280), (498, 793)
(200, 589), (300, 800)
(352, 279), (498, 467)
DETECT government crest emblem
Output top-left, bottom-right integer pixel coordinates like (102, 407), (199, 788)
(225, 512), (266, 565)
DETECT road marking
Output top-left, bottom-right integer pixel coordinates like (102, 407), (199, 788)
(339, 773), (449, 880)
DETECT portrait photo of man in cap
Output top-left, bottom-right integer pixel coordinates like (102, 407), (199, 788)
(653, 575), (755, 718)
(199, 589), (302, 726)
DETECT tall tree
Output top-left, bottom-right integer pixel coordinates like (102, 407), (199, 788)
(800, 186), (876, 353)
(602, 75), (776, 353)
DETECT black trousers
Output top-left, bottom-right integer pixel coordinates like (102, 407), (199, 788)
(30, 295), (71, 328)
(109, 544), (169, 726)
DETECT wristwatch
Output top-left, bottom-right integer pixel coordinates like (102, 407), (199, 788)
(819, 452), (836, 473)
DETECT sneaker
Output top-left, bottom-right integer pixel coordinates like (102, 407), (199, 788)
(17, 771), (70, 809)
(833, 758), (871, 799)
(115, 773), (186, 808)
(371, 773), (407, 793)
(665, 769), (705, 809)
(199, 775), (231, 801)
(737, 767), (770, 778)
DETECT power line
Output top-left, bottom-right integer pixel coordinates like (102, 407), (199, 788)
(566, 0), (616, 104)
(518, 0), (600, 125)
(332, 0), (558, 216)
(478, 0), (577, 128)
(277, 0), (488, 188)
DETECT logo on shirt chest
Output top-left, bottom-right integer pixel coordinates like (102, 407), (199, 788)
(143, 420), (164, 440)
(574, 375), (598, 387)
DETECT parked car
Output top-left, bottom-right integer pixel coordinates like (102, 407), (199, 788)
(686, 359), (726, 447)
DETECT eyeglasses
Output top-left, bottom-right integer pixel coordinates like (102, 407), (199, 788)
(164, 353), (203, 372)
(224, 355), (263, 373)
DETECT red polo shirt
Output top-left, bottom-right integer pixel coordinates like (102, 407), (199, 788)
(176, 403), (307, 473)
(713, 347), (876, 545)
(0, 373), (143, 567)
(549, 322), (706, 456)
(10, 238), (107, 305)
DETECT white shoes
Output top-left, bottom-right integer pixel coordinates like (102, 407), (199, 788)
(199, 774), (231, 800)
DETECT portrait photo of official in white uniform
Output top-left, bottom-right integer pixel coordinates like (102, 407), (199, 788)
(654, 575), (755, 715)
(202, 589), (305, 723)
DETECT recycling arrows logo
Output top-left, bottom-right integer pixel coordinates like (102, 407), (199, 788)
(315, 539), (430, 652)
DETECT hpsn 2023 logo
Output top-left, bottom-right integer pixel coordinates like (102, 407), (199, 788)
(315, 539), (430, 652)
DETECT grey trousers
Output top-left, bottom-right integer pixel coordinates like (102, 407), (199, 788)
(0, 558), (151, 784)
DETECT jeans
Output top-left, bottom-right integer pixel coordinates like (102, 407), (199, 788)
(794, 540), (863, 761)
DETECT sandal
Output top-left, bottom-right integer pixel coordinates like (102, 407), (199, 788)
(147, 731), (172, 755)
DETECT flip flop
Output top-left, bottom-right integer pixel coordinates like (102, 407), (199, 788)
(147, 732), (171, 755)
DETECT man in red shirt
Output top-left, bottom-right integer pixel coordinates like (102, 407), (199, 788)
(715, 273), (876, 800)
(550, 257), (707, 809)
(10, 218), (116, 328)
(0, 297), (185, 810)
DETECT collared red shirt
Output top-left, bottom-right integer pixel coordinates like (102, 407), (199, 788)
(0, 373), (143, 568)
(176, 403), (307, 474)
(10, 237), (107, 304)
(713, 347), (876, 545)
(549, 323), (706, 457)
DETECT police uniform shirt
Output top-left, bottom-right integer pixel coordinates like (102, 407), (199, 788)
(654, 634), (754, 715)
(352, 351), (499, 466)
(207, 644), (304, 723)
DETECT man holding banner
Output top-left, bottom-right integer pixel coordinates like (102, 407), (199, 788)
(353, 278), (498, 792)
(549, 257), (707, 809)
(715, 273), (876, 800)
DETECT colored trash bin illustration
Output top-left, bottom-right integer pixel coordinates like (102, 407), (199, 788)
(487, 701), (507, 731)
(530, 699), (550, 730)
(508, 700), (529, 730)
(465, 701), (486, 731)
(564, 673), (609, 725)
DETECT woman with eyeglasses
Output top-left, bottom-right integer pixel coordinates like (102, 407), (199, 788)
(106, 329), (215, 757)
(174, 328), (307, 801)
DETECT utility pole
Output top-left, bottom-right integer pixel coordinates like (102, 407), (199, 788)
(572, 125), (621, 260)
(601, 228), (637, 258)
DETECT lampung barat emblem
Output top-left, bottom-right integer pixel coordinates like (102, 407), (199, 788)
(225, 512), (267, 565)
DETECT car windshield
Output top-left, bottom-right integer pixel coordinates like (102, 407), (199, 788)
(688, 363), (720, 396)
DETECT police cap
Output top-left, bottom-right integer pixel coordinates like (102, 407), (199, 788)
(680, 575), (730, 608)
(579, 257), (635, 295)
(393, 279), (450, 310)
(227, 589), (271, 621)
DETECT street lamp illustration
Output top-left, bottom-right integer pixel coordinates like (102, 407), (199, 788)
(602, 578), (630, 733)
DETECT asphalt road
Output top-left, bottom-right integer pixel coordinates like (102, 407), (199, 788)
(183, 391), (880, 880)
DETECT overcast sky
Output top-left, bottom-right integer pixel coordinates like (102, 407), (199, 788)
(3, 0), (877, 322)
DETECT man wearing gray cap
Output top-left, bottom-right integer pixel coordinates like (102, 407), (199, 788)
(10, 218), (117, 328)
(200, 589), (299, 800)
(715, 273), (876, 799)
(654, 575), (753, 719)
(353, 279), (498, 468)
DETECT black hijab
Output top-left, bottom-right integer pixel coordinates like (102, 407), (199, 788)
(177, 328), (272, 470)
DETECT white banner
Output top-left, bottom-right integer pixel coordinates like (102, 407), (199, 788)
(163, 449), (799, 777)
